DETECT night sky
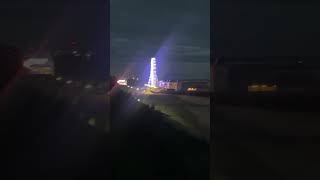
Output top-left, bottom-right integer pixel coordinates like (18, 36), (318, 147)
(0, 1), (108, 55)
(0, 1), (109, 75)
(213, 1), (320, 59)
(2, 1), (320, 80)
(110, 0), (210, 81)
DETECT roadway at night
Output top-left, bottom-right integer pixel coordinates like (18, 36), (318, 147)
(110, 84), (209, 179)
(10, 74), (208, 179)
(123, 85), (210, 141)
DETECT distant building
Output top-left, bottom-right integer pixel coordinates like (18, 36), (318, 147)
(158, 80), (178, 90)
(178, 80), (210, 93)
(213, 56), (320, 97)
(159, 79), (210, 93)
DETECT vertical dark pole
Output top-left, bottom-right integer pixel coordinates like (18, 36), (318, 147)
(91, 0), (110, 131)
(105, 0), (111, 133)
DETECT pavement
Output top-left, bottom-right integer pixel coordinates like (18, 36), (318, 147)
(123, 86), (210, 141)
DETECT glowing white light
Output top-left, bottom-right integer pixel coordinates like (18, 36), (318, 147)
(85, 84), (93, 89)
(137, 99), (141, 102)
(147, 57), (158, 87)
(117, 79), (127, 85)
(66, 80), (72, 84)
(56, 77), (62, 81)
(136, 88), (140, 90)
(88, 117), (96, 127)
(187, 87), (197, 91)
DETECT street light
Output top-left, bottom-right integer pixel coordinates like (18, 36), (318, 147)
(85, 84), (93, 89)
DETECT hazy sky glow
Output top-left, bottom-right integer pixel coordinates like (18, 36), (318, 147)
(111, 0), (210, 80)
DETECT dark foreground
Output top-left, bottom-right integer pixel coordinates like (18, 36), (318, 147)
(111, 88), (209, 180)
(213, 101), (320, 180)
(1, 76), (209, 180)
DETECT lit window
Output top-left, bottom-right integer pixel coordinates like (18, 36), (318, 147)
(187, 87), (197, 91)
(85, 84), (93, 89)
(248, 84), (278, 92)
(66, 80), (72, 84)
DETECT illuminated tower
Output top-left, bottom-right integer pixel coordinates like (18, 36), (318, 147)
(148, 57), (158, 87)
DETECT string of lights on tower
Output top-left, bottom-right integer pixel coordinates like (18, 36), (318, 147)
(147, 57), (158, 88)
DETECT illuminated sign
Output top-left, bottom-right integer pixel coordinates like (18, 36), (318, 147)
(187, 87), (197, 92)
(117, 79), (127, 86)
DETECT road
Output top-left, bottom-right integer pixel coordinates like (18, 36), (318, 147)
(124, 86), (210, 141)
(27, 77), (320, 179)
(213, 104), (320, 180)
